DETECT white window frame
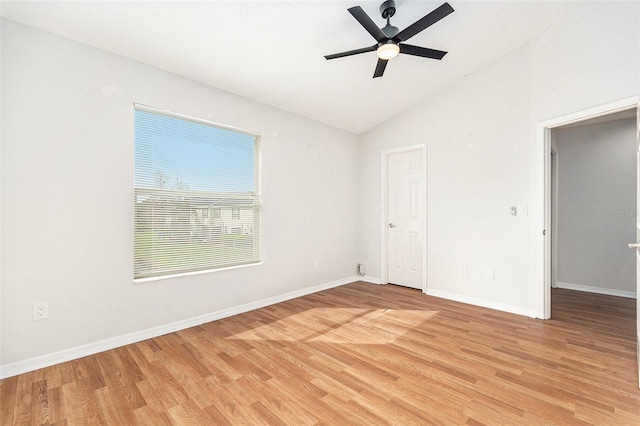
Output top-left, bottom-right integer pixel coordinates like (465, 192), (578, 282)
(133, 103), (262, 281)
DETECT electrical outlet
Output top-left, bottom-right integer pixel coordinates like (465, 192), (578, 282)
(459, 265), (467, 276)
(313, 258), (319, 268)
(33, 302), (49, 320)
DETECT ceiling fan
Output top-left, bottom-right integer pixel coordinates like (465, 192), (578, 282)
(325, 1), (454, 78)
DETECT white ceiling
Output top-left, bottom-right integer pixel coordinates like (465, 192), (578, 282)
(1, 0), (578, 134)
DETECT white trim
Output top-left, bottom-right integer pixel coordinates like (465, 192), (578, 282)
(425, 289), (537, 318)
(550, 146), (558, 290)
(538, 97), (640, 129)
(0, 276), (357, 379)
(537, 96), (640, 319)
(134, 261), (263, 284)
(556, 282), (637, 299)
(359, 276), (382, 284)
(134, 102), (261, 138)
(380, 144), (428, 292)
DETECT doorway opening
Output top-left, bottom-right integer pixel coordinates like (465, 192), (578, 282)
(540, 98), (639, 387)
(539, 97), (639, 320)
(551, 112), (637, 301)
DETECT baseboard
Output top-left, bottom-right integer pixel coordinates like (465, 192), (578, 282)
(556, 282), (637, 299)
(358, 275), (382, 284)
(425, 288), (537, 318)
(0, 276), (358, 379)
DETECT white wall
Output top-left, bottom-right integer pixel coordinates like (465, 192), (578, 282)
(0, 19), (359, 375)
(555, 118), (637, 296)
(359, 1), (639, 316)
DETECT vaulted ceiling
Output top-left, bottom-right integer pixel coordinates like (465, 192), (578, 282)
(1, 0), (578, 134)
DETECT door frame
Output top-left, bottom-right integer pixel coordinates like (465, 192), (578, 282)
(537, 96), (639, 319)
(550, 145), (558, 291)
(380, 144), (427, 292)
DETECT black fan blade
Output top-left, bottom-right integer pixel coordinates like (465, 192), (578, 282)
(325, 45), (377, 60)
(399, 44), (447, 60)
(373, 59), (388, 78)
(396, 2), (454, 42)
(348, 6), (387, 42)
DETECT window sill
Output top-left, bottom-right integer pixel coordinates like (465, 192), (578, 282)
(134, 261), (263, 284)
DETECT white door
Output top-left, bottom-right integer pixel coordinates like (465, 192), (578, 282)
(387, 149), (424, 289)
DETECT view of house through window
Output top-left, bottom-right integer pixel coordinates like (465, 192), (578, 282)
(134, 105), (262, 279)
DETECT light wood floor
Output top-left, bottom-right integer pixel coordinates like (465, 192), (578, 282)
(1, 282), (639, 425)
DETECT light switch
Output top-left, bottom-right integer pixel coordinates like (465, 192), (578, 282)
(517, 205), (528, 216)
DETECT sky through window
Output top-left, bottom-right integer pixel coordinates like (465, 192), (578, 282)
(134, 109), (256, 193)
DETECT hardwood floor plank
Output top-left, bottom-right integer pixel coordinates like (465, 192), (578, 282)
(462, 398), (527, 426)
(184, 342), (241, 383)
(30, 380), (50, 425)
(2, 283), (639, 425)
(352, 389), (427, 425)
(72, 357), (106, 391)
(93, 352), (146, 412)
(216, 351), (272, 382)
(320, 394), (388, 425)
(60, 382), (87, 426)
(166, 398), (216, 425)
(0, 375), (18, 426)
(247, 400), (288, 426)
(134, 380), (168, 415)
(180, 376), (224, 410)
(14, 373), (35, 425)
(94, 386), (134, 425)
(141, 359), (189, 409)
(265, 376), (352, 425)
(200, 384), (263, 424)
(258, 378), (319, 425)
(201, 402), (232, 426)
(245, 345), (328, 400)
(70, 379), (105, 425)
(384, 376), (472, 424)
(131, 404), (172, 426)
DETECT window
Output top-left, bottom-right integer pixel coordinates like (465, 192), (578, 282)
(134, 104), (262, 279)
(232, 207), (240, 220)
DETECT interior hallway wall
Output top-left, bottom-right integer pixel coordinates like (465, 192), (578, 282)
(554, 118), (637, 297)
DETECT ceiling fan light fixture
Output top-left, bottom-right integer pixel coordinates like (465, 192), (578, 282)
(376, 41), (400, 60)
(325, 2), (454, 78)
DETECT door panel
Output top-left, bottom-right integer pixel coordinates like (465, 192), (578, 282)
(387, 149), (424, 289)
(636, 103), (640, 388)
(632, 104), (640, 388)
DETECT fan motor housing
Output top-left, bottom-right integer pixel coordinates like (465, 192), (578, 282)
(380, 0), (396, 19)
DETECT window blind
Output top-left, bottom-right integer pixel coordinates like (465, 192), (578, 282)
(134, 104), (262, 279)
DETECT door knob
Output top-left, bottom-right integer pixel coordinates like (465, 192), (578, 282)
(628, 243), (640, 249)
(389, 223), (397, 228)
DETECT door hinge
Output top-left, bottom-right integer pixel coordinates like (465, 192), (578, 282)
(543, 229), (546, 236)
